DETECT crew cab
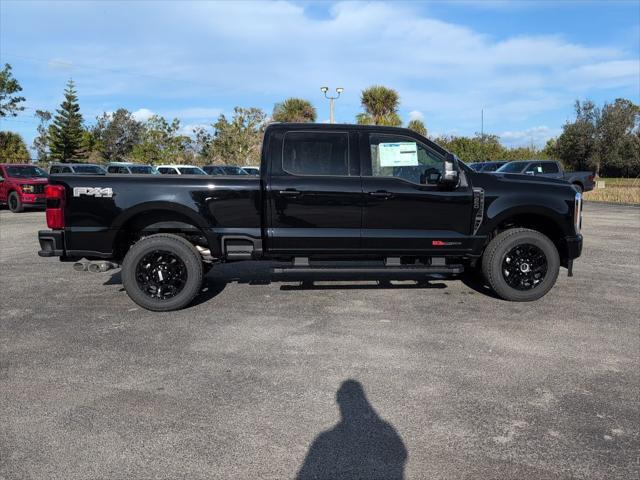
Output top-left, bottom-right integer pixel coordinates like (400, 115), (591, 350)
(0, 164), (49, 212)
(496, 160), (594, 192)
(38, 124), (583, 311)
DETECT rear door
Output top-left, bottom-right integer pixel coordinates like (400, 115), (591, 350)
(267, 129), (362, 253)
(360, 132), (474, 253)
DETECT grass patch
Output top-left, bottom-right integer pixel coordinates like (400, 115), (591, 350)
(584, 178), (640, 205)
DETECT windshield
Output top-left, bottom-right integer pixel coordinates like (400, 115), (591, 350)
(73, 165), (106, 174)
(178, 167), (206, 175)
(129, 165), (155, 174)
(496, 162), (526, 173)
(5, 166), (48, 178)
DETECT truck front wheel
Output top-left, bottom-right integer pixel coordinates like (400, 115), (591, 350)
(8, 192), (24, 213)
(481, 228), (560, 302)
(122, 233), (204, 311)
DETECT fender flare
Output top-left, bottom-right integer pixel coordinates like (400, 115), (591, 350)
(112, 201), (221, 255)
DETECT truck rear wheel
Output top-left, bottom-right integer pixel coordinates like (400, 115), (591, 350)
(8, 192), (24, 213)
(481, 228), (560, 302)
(122, 233), (203, 311)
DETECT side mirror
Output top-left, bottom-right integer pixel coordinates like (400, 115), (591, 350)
(439, 152), (459, 188)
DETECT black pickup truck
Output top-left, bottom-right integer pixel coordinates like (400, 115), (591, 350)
(38, 123), (583, 311)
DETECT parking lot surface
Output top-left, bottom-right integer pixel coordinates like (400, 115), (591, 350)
(1, 203), (639, 479)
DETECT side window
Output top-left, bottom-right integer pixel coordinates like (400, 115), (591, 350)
(484, 164), (497, 172)
(524, 162), (542, 174)
(369, 133), (444, 185)
(50, 166), (60, 174)
(62, 167), (72, 173)
(283, 131), (349, 176)
(107, 166), (118, 173)
(158, 167), (177, 174)
(541, 162), (559, 174)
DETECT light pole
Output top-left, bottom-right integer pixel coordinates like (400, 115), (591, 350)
(321, 86), (343, 124)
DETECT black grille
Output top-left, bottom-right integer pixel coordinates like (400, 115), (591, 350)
(33, 184), (45, 194)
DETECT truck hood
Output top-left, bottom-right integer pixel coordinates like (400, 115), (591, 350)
(12, 177), (49, 183)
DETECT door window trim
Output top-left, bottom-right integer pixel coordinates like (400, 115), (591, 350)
(281, 130), (351, 178)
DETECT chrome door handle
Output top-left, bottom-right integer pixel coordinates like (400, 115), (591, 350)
(279, 189), (300, 196)
(368, 191), (393, 199)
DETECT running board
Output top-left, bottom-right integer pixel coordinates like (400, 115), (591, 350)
(271, 263), (464, 280)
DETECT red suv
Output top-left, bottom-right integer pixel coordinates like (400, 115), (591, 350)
(0, 164), (49, 212)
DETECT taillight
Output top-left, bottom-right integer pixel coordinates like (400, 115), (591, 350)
(45, 184), (65, 229)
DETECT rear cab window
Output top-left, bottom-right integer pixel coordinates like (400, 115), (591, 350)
(282, 131), (349, 176)
(541, 162), (559, 174)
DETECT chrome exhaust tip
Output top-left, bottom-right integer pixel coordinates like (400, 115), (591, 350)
(73, 261), (88, 272)
(87, 261), (118, 273)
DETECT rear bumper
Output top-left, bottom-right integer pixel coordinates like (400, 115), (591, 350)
(38, 230), (65, 257)
(564, 234), (583, 260)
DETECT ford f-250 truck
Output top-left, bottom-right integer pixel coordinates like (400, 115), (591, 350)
(38, 123), (583, 311)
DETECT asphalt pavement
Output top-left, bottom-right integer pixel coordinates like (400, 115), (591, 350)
(1, 203), (638, 479)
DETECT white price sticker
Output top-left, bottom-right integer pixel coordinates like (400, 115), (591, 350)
(378, 142), (419, 167)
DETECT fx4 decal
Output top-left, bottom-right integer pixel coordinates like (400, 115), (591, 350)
(73, 187), (114, 198)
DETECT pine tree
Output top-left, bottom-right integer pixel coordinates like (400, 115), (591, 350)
(49, 80), (85, 161)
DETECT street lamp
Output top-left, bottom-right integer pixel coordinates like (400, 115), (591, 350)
(321, 86), (343, 124)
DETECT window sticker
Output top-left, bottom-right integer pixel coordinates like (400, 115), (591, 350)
(378, 142), (419, 167)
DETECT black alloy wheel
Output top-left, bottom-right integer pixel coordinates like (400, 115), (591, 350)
(135, 250), (188, 300)
(122, 233), (204, 311)
(501, 243), (548, 291)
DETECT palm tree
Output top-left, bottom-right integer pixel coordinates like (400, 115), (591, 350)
(407, 119), (427, 137)
(272, 98), (317, 123)
(356, 85), (401, 126)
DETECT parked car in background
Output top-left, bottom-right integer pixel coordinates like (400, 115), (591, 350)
(106, 162), (158, 174)
(0, 163), (49, 212)
(49, 163), (107, 175)
(468, 161), (508, 173)
(157, 165), (207, 175)
(242, 166), (260, 175)
(202, 165), (249, 176)
(495, 160), (594, 192)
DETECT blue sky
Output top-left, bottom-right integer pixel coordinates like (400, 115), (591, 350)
(1, 0), (638, 154)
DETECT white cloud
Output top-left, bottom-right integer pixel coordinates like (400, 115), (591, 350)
(132, 108), (154, 121)
(499, 126), (559, 148)
(408, 110), (424, 121)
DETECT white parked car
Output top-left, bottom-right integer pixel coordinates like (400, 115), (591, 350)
(156, 165), (207, 175)
(106, 162), (158, 174)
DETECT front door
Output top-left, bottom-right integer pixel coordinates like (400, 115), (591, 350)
(267, 129), (362, 253)
(360, 132), (474, 254)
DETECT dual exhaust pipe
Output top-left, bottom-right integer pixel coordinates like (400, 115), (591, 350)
(73, 261), (119, 273)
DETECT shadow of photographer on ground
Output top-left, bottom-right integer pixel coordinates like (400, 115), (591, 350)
(296, 379), (407, 480)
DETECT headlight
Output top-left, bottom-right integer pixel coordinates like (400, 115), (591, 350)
(574, 192), (582, 234)
(21, 184), (34, 193)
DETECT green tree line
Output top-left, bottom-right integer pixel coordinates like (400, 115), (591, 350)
(1, 64), (638, 176)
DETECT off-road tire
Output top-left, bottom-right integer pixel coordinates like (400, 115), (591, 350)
(481, 228), (560, 302)
(122, 233), (203, 311)
(8, 192), (24, 213)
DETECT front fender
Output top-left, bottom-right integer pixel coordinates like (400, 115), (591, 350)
(478, 193), (573, 237)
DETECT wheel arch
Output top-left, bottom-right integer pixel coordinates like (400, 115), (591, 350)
(483, 208), (570, 263)
(112, 202), (219, 259)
